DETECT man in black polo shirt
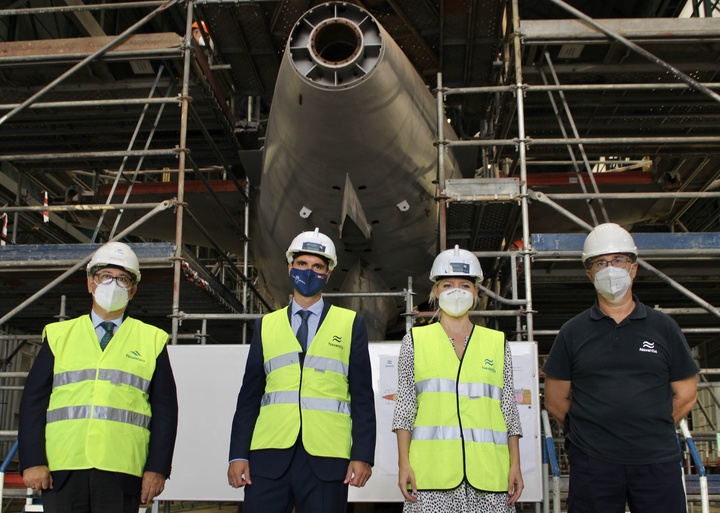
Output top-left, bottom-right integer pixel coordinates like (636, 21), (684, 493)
(543, 223), (698, 513)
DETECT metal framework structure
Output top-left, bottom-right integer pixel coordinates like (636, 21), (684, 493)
(0, 4), (265, 493)
(435, 0), (720, 356)
(432, 2), (720, 507)
(0, 0), (720, 508)
(0, 0), (264, 346)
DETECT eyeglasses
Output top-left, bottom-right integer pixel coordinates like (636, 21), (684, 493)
(93, 272), (134, 290)
(590, 256), (632, 270)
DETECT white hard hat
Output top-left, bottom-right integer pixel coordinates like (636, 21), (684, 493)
(87, 242), (141, 283)
(429, 245), (483, 284)
(581, 223), (638, 264)
(286, 228), (337, 270)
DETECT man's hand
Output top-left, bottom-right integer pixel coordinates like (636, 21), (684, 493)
(22, 465), (52, 492)
(344, 460), (372, 487)
(227, 460), (252, 488)
(141, 471), (166, 504)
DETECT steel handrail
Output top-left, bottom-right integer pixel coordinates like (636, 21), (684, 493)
(541, 410), (561, 513)
(680, 419), (709, 513)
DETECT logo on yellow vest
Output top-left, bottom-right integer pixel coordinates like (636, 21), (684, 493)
(329, 335), (343, 349)
(126, 350), (146, 363)
(482, 358), (496, 373)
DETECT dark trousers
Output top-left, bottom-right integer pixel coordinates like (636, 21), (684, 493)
(41, 469), (141, 513)
(567, 441), (687, 513)
(243, 444), (348, 513)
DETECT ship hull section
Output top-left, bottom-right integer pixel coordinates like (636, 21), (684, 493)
(254, 2), (458, 314)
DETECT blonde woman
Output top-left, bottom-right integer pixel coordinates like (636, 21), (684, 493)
(393, 246), (523, 512)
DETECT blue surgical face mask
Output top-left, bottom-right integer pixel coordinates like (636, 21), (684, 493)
(289, 268), (328, 297)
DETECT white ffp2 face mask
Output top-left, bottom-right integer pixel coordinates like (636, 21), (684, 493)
(93, 281), (129, 312)
(438, 288), (475, 317)
(593, 266), (632, 302)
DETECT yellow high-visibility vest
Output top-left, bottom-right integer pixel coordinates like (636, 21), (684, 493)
(411, 322), (509, 491)
(250, 305), (354, 459)
(44, 315), (167, 477)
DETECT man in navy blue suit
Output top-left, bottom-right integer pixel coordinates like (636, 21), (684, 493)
(228, 228), (376, 513)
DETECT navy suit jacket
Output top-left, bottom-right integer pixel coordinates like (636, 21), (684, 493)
(228, 301), (376, 481)
(18, 314), (179, 495)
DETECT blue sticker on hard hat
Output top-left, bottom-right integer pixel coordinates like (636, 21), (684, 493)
(301, 241), (326, 252)
(450, 262), (470, 274)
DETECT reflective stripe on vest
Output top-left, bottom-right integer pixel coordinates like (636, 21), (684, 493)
(304, 354), (349, 376)
(44, 315), (167, 477)
(410, 322), (509, 491)
(260, 391), (352, 415)
(415, 378), (502, 401)
(263, 352), (300, 374)
(262, 353), (349, 376)
(47, 405), (151, 429)
(250, 305), (354, 459)
(53, 369), (151, 393)
(412, 425), (508, 445)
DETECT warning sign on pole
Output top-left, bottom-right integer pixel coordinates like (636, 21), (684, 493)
(43, 191), (49, 223)
(0, 213), (6, 245)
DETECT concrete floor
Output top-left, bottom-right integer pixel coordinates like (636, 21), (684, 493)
(153, 504), (409, 513)
(139, 499), (720, 513)
(155, 503), (541, 513)
(154, 503), (237, 512)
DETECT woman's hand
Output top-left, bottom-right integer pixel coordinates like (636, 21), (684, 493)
(507, 463), (524, 504)
(398, 461), (418, 502)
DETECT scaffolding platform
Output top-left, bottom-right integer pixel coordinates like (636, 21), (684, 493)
(684, 474), (720, 499)
(0, 243), (246, 344)
(531, 232), (720, 254)
(0, 242), (175, 270)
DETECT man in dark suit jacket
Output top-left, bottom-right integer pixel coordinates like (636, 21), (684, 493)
(228, 228), (376, 513)
(18, 242), (178, 512)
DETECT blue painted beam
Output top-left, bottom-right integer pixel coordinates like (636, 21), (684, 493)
(0, 242), (176, 266)
(532, 233), (720, 252)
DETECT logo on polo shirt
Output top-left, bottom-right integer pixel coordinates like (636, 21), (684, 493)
(639, 341), (658, 354)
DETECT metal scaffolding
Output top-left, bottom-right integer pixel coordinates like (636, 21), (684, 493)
(433, 1), (720, 509)
(434, 0), (720, 346)
(0, 3), (276, 489)
(0, 0), (719, 507)
(0, 0), (266, 351)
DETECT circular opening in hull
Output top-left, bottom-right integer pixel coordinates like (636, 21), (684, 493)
(311, 20), (361, 67)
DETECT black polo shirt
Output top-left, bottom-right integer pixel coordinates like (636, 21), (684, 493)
(542, 297), (699, 465)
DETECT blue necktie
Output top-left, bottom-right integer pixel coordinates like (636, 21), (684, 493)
(99, 321), (115, 351)
(296, 310), (311, 351)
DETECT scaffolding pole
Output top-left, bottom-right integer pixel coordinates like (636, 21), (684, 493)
(529, 190), (720, 319)
(512, 0), (535, 342)
(0, 0), (182, 126)
(169, 1), (194, 346)
(546, 0), (720, 105)
(0, 201), (175, 328)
